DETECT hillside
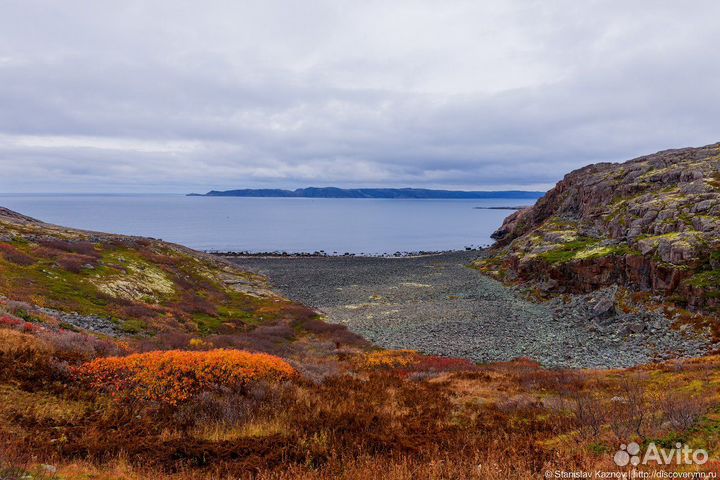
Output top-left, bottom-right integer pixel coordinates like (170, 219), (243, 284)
(1, 206), (720, 478)
(192, 187), (544, 199)
(477, 142), (720, 316)
(0, 207), (362, 349)
(0, 207), (284, 334)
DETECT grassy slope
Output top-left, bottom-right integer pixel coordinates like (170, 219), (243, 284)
(0, 208), (719, 478)
(0, 208), (303, 336)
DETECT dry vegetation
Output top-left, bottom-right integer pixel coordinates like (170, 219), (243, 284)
(1, 302), (720, 479)
(1, 210), (719, 478)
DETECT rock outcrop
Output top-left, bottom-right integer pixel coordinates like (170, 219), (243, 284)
(478, 142), (720, 312)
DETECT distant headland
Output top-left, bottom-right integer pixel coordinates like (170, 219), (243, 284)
(188, 187), (545, 199)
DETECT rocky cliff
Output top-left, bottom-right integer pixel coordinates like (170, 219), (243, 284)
(478, 142), (720, 312)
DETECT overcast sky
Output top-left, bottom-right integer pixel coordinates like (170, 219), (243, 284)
(1, 1), (719, 193)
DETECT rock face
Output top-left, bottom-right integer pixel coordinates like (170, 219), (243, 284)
(478, 142), (720, 312)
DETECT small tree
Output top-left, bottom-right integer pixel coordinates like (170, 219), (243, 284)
(570, 390), (604, 439)
(662, 391), (708, 431)
(609, 374), (648, 442)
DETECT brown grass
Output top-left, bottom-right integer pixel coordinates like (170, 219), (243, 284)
(1, 330), (719, 479)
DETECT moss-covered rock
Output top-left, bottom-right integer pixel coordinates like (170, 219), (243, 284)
(478, 142), (720, 312)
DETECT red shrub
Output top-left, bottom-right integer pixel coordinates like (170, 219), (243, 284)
(0, 315), (39, 334)
(32, 246), (61, 260)
(21, 322), (37, 333)
(0, 315), (22, 328)
(121, 303), (160, 320)
(285, 304), (320, 325)
(0, 243), (35, 266)
(1, 312), (123, 361)
(38, 239), (100, 258)
(173, 293), (218, 316)
(0, 329), (55, 382)
(357, 351), (476, 374)
(290, 307), (369, 347)
(138, 250), (179, 265)
(56, 254), (96, 273)
(136, 332), (193, 351)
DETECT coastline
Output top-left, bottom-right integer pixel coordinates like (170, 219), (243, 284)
(210, 247), (487, 259)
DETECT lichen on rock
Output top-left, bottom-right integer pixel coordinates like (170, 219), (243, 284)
(95, 261), (175, 303)
(477, 142), (720, 313)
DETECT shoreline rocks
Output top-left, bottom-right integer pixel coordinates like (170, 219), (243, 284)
(229, 252), (715, 369)
(212, 247), (484, 258)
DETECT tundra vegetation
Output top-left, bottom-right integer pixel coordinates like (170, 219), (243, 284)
(1, 147), (720, 480)
(1, 303), (720, 479)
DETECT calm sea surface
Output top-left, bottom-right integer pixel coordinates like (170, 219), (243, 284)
(0, 194), (535, 254)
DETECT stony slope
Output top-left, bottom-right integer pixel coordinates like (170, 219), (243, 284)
(478, 142), (720, 315)
(231, 252), (711, 368)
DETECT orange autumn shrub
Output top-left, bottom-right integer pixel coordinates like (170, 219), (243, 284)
(75, 349), (296, 405)
(358, 350), (420, 369)
(0, 329), (54, 382)
(355, 350), (476, 375)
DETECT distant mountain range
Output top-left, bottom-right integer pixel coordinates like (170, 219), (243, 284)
(188, 187), (545, 199)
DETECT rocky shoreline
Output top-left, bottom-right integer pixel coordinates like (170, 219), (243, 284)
(210, 247), (484, 258)
(228, 250), (716, 368)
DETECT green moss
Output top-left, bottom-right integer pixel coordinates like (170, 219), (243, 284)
(535, 239), (638, 265)
(588, 443), (610, 455)
(642, 231), (696, 242)
(120, 318), (147, 334)
(0, 253), (112, 318)
(574, 245), (614, 260)
(574, 244), (637, 260)
(13, 309), (39, 322)
(707, 171), (720, 191)
(536, 239), (599, 264)
(544, 217), (578, 230)
(192, 313), (225, 334)
(648, 432), (688, 449)
(194, 291), (274, 335)
(686, 270), (720, 289)
(218, 300), (261, 323)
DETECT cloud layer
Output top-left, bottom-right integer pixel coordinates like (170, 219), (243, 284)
(1, 0), (719, 192)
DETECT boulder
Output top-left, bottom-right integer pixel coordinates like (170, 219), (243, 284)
(591, 296), (615, 319)
(628, 322), (646, 334)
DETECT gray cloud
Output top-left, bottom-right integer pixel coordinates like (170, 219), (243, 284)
(1, 0), (719, 192)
